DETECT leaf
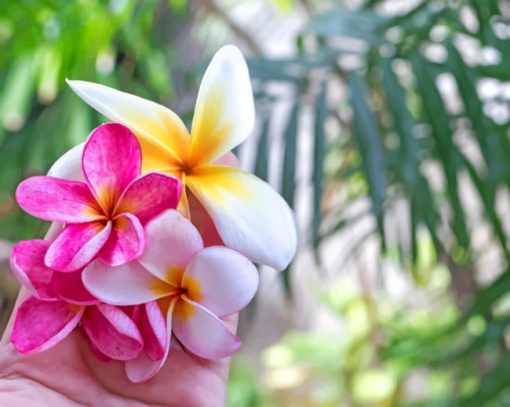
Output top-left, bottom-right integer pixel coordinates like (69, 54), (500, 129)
(312, 83), (328, 249)
(410, 52), (470, 252)
(461, 351), (510, 406)
(279, 102), (300, 297)
(37, 46), (62, 104)
(470, 267), (510, 315)
(281, 102), (299, 209)
(378, 57), (419, 188)
(254, 115), (270, 182)
(378, 56), (430, 263)
(0, 56), (36, 134)
(348, 72), (387, 249)
(169, 0), (187, 14)
(445, 40), (506, 180)
(143, 50), (173, 99)
(460, 154), (508, 259)
(307, 6), (387, 45)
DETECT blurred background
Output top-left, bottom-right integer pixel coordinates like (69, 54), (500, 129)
(2, 0), (510, 405)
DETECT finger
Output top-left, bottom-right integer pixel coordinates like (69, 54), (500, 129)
(79, 313), (239, 405)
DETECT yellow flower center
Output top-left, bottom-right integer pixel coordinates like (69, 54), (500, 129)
(152, 266), (203, 322)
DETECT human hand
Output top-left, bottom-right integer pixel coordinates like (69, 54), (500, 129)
(0, 290), (236, 407)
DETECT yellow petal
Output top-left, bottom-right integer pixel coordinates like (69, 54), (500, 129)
(67, 80), (188, 168)
(189, 46), (255, 166)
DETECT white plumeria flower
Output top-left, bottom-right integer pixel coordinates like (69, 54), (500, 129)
(65, 45), (297, 270)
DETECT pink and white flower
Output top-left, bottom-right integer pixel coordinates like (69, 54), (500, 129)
(10, 239), (143, 360)
(82, 209), (259, 382)
(15, 123), (182, 272)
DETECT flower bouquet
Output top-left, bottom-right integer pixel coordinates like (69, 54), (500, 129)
(8, 46), (297, 383)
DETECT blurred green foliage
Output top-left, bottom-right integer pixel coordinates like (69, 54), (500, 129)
(245, 0), (510, 405)
(4, 0), (510, 405)
(0, 0), (182, 240)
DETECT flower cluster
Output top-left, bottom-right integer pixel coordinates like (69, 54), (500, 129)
(9, 46), (297, 383)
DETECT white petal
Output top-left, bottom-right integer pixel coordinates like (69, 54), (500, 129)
(47, 143), (84, 181)
(189, 45), (255, 165)
(82, 260), (163, 305)
(183, 246), (258, 316)
(139, 210), (203, 284)
(172, 298), (240, 360)
(67, 80), (189, 167)
(187, 166), (297, 270)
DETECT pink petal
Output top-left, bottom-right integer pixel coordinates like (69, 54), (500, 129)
(88, 340), (111, 362)
(11, 297), (83, 354)
(83, 260), (162, 305)
(115, 172), (182, 225)
(16, 176), (101, 223)
(122, 305), (141, 321)
(82, 123), (141, 212)
(51, 270), (100, 305)
(125, 301), (175, 383)
(183, 246), (258, 317)
(200, 214), (224, 247)
(213, 151), (239, 167)
(139, 301), (167, 361)
(172, 298), (241, 360)
(98, 213), (144, 266)
(45, 221), (112, 272)
(82, 304), (143, 361)
(10, 240), (55, 299)
(139, 210), (203, 283)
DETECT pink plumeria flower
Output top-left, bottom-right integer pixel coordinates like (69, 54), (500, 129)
(83, 209), (259, 383)
(10, 239), (143, 360)
(16, 123), (182, 272)
(66, 45), (297, 271)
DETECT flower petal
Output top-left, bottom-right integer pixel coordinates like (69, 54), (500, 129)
(183, 246), (258, 317)
(11, 297), (83, 354)
(45, 221), (112, 272)
(125, 301), (175, 383)
(115, 172), (182, 224)
(189, 45), (254, 165)
(83, 260), (163, 305)
(10, 240), (55, 299)
(82, 304), (143, 360)
(97, 213), (144, 266)
(51, 270), (100, 305)
(213, 151), (240, 167)
(82, 123), (141, 211)
(173, 298), (240, 360)
(139, 301), (167, 361)
(187, 166), (297, 270)
(139, 210), (203, 284)
(67, 80), (189, 168)
(16, 176), (101, 223)
(200, 213), (224, 247)
(89, 341), (111, 362)
(47, 143), (85, 181)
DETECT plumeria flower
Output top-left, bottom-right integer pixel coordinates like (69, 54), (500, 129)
(16, 122), (182, 272)
(82, 209), (259, 383)
(10, 239), (143, 360)
(67, 45), (297, 271)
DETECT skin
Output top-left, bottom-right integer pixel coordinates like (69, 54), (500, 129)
(0, 225), (236, 407)
(0, 291), (236, 407)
